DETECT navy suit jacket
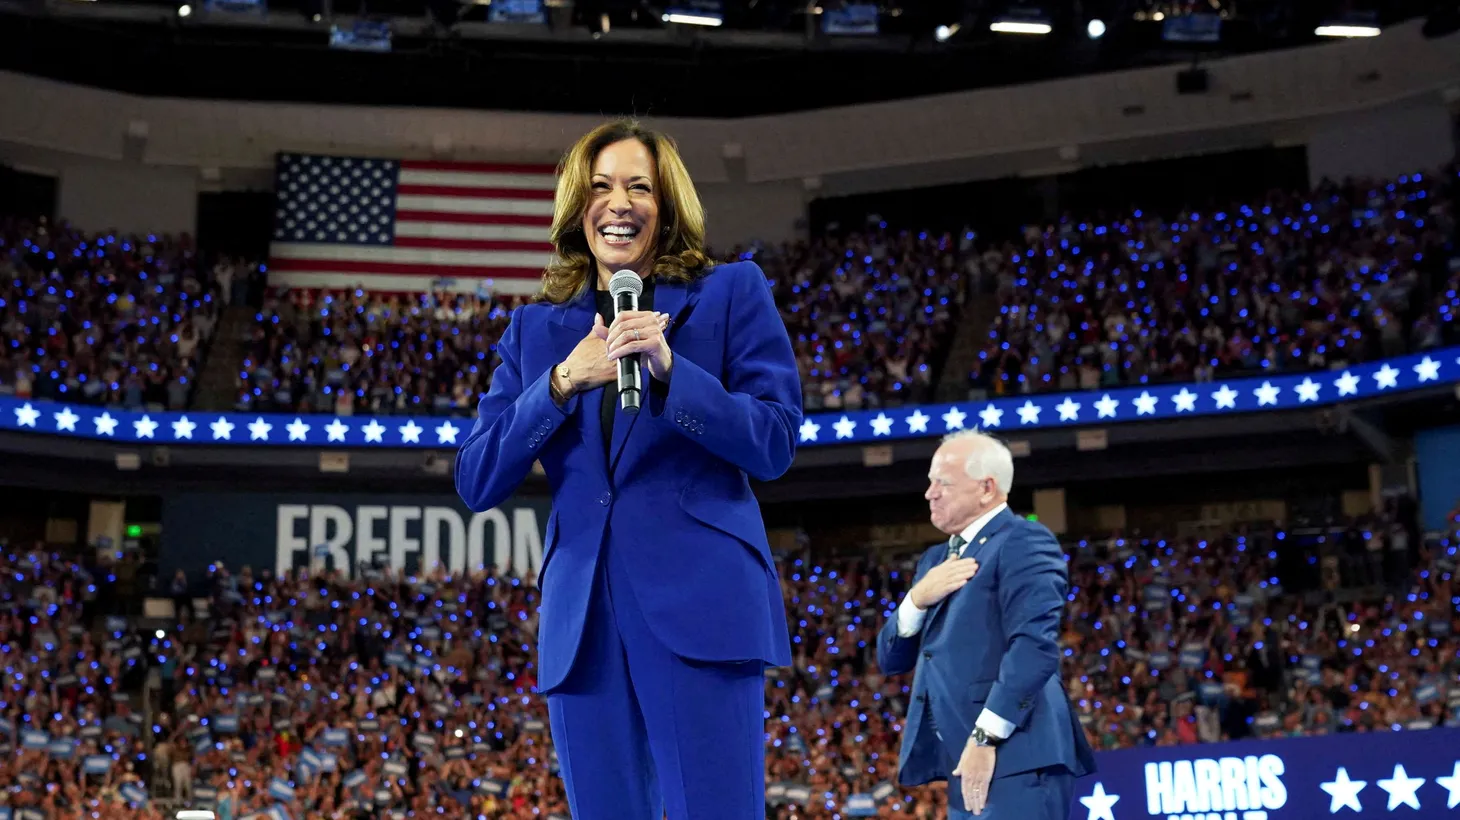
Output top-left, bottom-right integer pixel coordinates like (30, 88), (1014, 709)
(455, 261), (800, 693)
(876, 508), (1096, 794)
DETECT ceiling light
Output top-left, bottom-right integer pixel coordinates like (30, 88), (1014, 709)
(662, 11), (723, 25)
(1315, 24), (1380, 37)
(990, 19), (1051, 34)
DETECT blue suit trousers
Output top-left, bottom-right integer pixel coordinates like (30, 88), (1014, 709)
(546, 536), (767, 819)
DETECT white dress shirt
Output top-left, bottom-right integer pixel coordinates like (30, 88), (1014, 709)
(894, 501), (1016, 740)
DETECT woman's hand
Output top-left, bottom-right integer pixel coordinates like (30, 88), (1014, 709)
(602, 310), (673, 382)
(554, 314), (618, 401)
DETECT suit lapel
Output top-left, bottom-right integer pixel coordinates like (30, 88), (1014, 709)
(961, 507), (1016, 565)
(549, 289), (596, 337)
(547, 291), (610, 474)
(925, 507), (1017, 627)
(607, 278), (697, 476)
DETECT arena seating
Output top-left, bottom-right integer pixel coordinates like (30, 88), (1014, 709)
(232, 229), (966, 416)
(753, 231), (965, 410)
(0, 217), (226, 411)
(232, 288), (530, 415)
(230, 166), (1457, 414)
(8, 167), (1455, 418)
(3, 498), (1452, 819)
(971, 172), (1459, 395)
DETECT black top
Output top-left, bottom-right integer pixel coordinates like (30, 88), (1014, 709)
(593, 277), (656, 460)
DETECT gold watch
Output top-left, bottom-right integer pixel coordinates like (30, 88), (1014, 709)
(555, 363), (571, 387)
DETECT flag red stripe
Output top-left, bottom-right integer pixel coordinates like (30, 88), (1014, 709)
(396, 184), (556, 201)
(266, 285), (538, 301)
(401, 160), (558, 175)
(393, 236), (553, 252)
(395, 210), (553, 227)
(269, 257), (545, 278)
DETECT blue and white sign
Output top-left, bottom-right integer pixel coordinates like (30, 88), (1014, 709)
(1067, 726), (1460, 820)
(796, 349), (1460, 447)
(2, 349), (1455, 450)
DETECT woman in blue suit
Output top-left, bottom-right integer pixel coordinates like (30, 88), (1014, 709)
(455, 119), (802, 819)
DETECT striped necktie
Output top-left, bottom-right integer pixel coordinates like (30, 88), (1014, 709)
(946, 534), (967, 561)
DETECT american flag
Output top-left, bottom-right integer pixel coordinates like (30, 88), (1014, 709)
(268, 153), (556, 295)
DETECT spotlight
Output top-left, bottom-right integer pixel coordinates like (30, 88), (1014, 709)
(990, 9), (1051, 34)
(177, 3), (191, 15)
(935, 22), (959, 41)
(1087, 18), (1105, 38)
(1315, 24), (1380, 37)
(990, 19), (1050, 34)
(661, 8), (723, 25)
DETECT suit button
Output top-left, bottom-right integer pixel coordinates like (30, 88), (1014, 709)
(915, 694), (925, 703)
(923, 651), (932, 659)
(599, 492), (611, 506)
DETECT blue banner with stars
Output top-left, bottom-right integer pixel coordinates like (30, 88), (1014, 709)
(0, 348), (1456, 449)
(1069, 725), (1460, 820)
(796, 347), (1460, 446)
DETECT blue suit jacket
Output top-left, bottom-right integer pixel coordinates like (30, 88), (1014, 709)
(455, 261), (800, 693)
(876, 508), (1096, 795)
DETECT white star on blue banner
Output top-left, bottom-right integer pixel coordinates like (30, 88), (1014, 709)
(0, 348), (1455, 449)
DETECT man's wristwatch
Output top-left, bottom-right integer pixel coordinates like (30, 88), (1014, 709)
(971, 726), (1003, 748)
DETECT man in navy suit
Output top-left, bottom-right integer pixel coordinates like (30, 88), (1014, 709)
(877, 430), (1095, 818)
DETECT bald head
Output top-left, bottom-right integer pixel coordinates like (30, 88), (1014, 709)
(924, 430), (1012, 535)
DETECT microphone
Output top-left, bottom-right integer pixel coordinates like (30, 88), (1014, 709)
(608, 269), (644, 414)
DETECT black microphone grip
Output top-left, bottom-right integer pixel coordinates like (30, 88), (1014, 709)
(615, 290), (642, 414)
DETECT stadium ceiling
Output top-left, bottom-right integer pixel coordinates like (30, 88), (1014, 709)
(0, 0), (1453, 115)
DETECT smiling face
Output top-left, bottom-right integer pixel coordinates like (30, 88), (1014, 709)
(924, 439), (999, 535)
(581, 138), (661, 286)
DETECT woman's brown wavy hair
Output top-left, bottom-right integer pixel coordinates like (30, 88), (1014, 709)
(539, 119), (712, 304)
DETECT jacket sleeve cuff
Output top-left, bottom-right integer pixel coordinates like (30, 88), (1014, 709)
(522, 367), (577, 449)
(650, 352), (713, 432)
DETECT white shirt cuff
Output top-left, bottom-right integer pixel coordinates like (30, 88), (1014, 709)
(895, 595), (927, 638)
(976, 708), (1016, 740)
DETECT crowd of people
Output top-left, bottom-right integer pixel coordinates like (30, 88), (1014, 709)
(0, 496), (1453, 819)
(6, 165), (1455, 418)
(227, 166), (1457, 416)
(969, 171), (1460, 396)
(0, 217), (229, 411)
(1, 165), (1457, 817)
(232, 288), (531, 416)
(753, 231), (967, 411)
